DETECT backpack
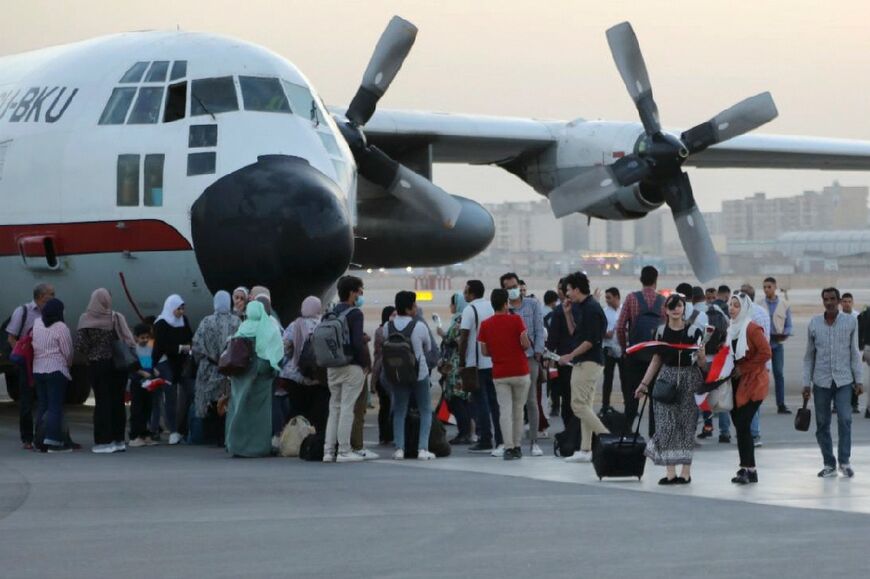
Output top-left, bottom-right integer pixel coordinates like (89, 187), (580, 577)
(297, 334), (320, 379)
(628, 292), (665, 361)
(382, 319), (419, 386)
(299, 432), (325, 461)
(704, 304), (729, 355)
(312, 307), (357, 368)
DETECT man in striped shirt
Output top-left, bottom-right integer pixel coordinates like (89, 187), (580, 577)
(803, 287), (863, 479)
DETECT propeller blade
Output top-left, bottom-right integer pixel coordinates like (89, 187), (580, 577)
(682, 92), (779, 154)
(606, 21), (660, 134)
(346, 16), (418, 126)
(665, 173), (720, 282)
(356, 145), (462, 229)
(548, 155), (652, 218)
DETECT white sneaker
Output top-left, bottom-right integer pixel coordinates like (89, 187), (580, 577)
(322, 452), (335, 463)
(537, 430), (549, 439)
(145, 437), (159, 446)
(355, 448), (380, 460)
(531, 443), (544, 457)
(417, 449), (436, 460)
(336, 451), (364, 463)
(128, 437), (147, 448)
(112, 441), (126, 453)
(564, 450), (592, 463)
(168, 432), (182, 445)
(490, 444), (505, 458)
(91, 444), (114, 454)
(393, 449), (405, 460)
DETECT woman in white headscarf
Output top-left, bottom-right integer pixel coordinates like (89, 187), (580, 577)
(727, 292), (771, 485)
(225, 300), (284, 457)
(232, 287), (249, 319)
(191, 291), (240, 444)
(151, 294), (193, 445)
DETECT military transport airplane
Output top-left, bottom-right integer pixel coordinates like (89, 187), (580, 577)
(3, 17), (870, 401)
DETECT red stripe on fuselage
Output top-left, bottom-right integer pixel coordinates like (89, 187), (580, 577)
(0, 220), (192, 257)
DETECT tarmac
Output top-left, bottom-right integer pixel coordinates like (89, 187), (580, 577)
(2, 393), (870, 579)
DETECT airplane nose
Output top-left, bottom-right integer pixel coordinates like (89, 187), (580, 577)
(190, 155), (353, 322)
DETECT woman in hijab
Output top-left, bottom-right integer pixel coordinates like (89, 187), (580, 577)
(32, 299), (73, 452)
(232, 287), (249, 319)
(439, 292), (473, 445)
(191, 291), (240, 445)
(634, 294), (706, 485)
(277, 296), (328, 433)
(225, 300), (284, 457)
(371, 305), (396, 445)
(727, 292), (772, 484)
(151, 294), (194, 445)
(76, 288), (136, 454)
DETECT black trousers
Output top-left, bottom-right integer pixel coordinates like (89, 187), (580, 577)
(287, 382), (331, 435)
(602, 354), (624, 408)
(89, 359), (127, 445)
(732, 400), (763, 468)
(375, 381), (393, 443)
(175, 378), (194, 437)
(448, 396), (472, 438)
(129, 375), (154, 439)
(556, 365), (574, 427)
(622, 357), (655, 437)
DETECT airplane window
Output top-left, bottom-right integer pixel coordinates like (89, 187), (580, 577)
(99, 87), (137, 125)
(190, 77), (238, 116)
(187, 152), (216, 176)
(170, 61), (187, 81)
(120, 62), (149, 83)
(189, 125), (217, 148)
(117, 154), (140, 206)
(318, 132), (341, 157)
(282, 80), (317, 121)
(164, 82), (187, 123)
(145, 61), (169, 83)
(127, 87), (165, 124)
(239, 76), (291, 113)
(144, 154), (164, 207)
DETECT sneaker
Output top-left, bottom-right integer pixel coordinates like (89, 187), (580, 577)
(839, 464), (855, 478)
(515, 446), (523, 459)
(112, 441), (126, 452)
(449, 435), (471, 445)
(336, 451), (364, 463)
(777, 405), (792, 415)
(168, 432), (182, 445)
(731, 469), (750, 484)
(322, 452), (335, 463)
(818, 466), (838, 478)
(503, 448), (519, 461)
(392, 449), (405, 460)
(530, 443), (544, 457)
(697, 424), (714, 439)
(753, 436), (763, 448)
(91, 444), (114, 454)
(564, 450), (592, 463)
(355, 448), (379, 460)
(144, 437), (159, 446)
(46, 444), (73, 454)
(537, 430), (549, 439)
(128, 437), (148, 448)
(468, 441), (493, 453)
(417, 449), (436, 461)
(490, 444), (505, 458)
(718, 434), (731, 444)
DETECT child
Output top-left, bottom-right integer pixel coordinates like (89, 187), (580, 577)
(129, 324), (159, 447)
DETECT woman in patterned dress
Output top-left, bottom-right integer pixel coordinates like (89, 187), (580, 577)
(438, 292), (472, 445)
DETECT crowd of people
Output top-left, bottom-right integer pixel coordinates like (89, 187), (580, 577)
(2, 266), (866, 484)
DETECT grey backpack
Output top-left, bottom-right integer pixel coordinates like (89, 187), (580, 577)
(312, 307), (357, 368)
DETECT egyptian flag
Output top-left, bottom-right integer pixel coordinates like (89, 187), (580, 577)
(702, 345), (734, 392)
(436, 398), (455, 425)
(142, 377), (167, 392)
(625, 341), (699, 357)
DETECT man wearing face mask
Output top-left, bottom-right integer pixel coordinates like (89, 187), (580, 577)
(500, 273), (546, 456)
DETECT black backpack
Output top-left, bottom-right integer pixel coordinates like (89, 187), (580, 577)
(297, 334), (319, 379)
(299, 432), (325, 461)
(628, 292), (665, 361)
(704, 304), (729, 355)
(382, 320), (419, 386)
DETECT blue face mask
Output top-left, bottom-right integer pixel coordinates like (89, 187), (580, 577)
(507, 288), (521, 301)
(355, 296), (365, 307)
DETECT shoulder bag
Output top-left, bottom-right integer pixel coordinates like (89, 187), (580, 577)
(111, 313), (138, 372)
(218, 337), (254, 376)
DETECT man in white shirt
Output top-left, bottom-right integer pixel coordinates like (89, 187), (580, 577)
(458, 280), (502, 454)
(601, 287), (623, 413)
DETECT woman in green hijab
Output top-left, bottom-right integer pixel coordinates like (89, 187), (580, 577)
(438, 292), (473, 445)
(225, 300), (284, 457)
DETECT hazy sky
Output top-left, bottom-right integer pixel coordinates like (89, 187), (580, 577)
(4, 0), (870, 211)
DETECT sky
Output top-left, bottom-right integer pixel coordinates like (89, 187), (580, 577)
(4, 0), (870, 211)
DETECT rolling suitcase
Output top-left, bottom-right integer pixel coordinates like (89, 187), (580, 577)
(592, 398), (647, 480)
(598, 406), (628, 435)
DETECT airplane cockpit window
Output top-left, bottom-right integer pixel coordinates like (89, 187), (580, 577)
(170, 60), (187, 81)
(163, 82), (187, 123)
(127, 87), (165, 124)
(281, 80), (318, 123)
(99, 87), (137, 124)
(117, 154), (140, 206)
(120, 62), (149, 83)
(191, 77), (238, 116)
(239, 76), (291, 113)
(145, 61), (169, 83)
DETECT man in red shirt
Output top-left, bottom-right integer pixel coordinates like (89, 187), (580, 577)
(478, 289), (531, 460)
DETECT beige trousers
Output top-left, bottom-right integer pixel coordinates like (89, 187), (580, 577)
(494, 374), (531, 449)
(570, 361), (609, 452)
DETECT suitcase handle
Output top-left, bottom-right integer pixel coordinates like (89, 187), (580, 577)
(616, 397), (647, 446)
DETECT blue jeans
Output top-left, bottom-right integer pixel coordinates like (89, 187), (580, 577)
(150, 361), (178, 433)
(771, 343), (786, 407)
(35, 371), (68, 446)
(472, 368), (503, 446)
(813, 383), (853, 467)
(392, 378), (433, 451)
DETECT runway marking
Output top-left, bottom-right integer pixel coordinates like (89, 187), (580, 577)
(380, 444), (870, 516)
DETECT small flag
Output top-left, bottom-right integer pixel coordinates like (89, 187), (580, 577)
(142, 378), (167, 392)
(705, 345), (734, 388)
(436, 398), (452, 424)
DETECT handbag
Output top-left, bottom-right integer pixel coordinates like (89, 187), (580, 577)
(111, 313), (138, 372)
(458, 306), (480, 393)
(707, 379), (734, 413)
(218, 337), (254, 376)
(794, 398), (812, 432)
(651, 377), (677, 404)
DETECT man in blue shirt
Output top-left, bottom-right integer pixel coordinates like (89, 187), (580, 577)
(763, 277), (793, 414)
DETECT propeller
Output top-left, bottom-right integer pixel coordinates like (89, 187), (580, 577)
(337, 16), (462, 229)
(549, 21), (779, 282)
